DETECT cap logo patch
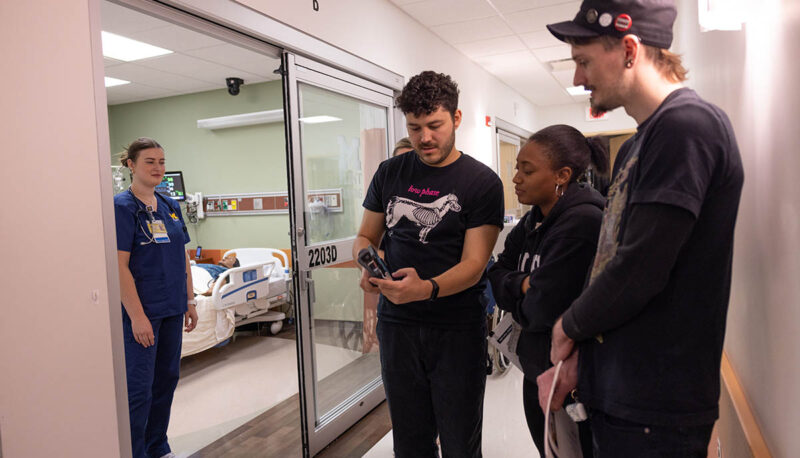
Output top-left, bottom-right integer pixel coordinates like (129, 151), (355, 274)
(614, 14), (632, 31)
(599, 12), (613, 27)
(585, 9), (598, 24)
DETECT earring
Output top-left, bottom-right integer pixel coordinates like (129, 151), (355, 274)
(625, 60), (633, 68)
(555, 183), (564, 197)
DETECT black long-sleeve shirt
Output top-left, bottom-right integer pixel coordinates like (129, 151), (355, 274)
(562, 88), (744, 427)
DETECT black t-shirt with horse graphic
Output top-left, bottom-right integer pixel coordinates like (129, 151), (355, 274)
(363, 151), (504, 328)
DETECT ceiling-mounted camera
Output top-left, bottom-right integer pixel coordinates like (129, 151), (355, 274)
(226, 77), (244, 96)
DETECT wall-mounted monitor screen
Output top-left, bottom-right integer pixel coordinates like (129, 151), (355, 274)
(156, 171), (186, 201)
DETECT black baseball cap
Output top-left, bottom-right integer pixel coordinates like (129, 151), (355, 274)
(546, 0), (677, 49)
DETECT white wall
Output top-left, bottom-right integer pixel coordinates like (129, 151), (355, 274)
(673, 1), (800, 456)
(235, 0), (540, 167)
(0, 0), (128, 457)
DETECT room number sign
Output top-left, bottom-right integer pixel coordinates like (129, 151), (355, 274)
(308, 244), (337, 268)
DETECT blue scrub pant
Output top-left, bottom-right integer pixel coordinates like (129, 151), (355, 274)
(123, 312), (183, 458)
(377, 319), (487, 458)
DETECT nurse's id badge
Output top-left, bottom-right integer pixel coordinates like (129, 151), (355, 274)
(147, 220), (171, 243)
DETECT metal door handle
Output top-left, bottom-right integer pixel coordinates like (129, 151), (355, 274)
(307, 277), (315, 305)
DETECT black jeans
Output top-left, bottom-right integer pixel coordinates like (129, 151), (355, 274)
(591, 410), (714, 458)
(377, 320), (487, 458)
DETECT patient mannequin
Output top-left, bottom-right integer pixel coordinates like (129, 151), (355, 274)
(196, 252), (240, 296)
(218, 252), (239, 269)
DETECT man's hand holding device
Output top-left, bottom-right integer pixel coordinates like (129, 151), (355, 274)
(357, 245), (391, 293)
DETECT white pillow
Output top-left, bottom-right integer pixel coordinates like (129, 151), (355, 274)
(190, 265), (213, 296)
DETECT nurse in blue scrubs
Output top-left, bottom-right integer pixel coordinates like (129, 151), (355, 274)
(114, 137), (197, 458)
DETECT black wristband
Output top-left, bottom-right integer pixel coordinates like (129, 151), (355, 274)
(428, 278), (439, 301)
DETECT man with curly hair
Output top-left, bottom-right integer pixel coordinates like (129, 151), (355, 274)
(354, 71), (504, 457)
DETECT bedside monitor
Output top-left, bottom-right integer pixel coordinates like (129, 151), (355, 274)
(156, 171), (186, 202)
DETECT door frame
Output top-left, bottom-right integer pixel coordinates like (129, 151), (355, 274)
(99, 1), (402, 456)
(283, 51), (393, 456)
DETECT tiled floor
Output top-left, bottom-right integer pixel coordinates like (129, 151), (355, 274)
(169, 333), (363, 456)
(364, 365), (539, 458)
(168, 329), (538, 457)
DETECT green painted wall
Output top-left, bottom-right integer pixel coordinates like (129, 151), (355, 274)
(108, 80), (290, 251)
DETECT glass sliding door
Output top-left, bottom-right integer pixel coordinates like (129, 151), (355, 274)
(282, 52), (392, 456)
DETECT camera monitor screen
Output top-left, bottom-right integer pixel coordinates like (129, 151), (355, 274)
(156, 171), (186, 201)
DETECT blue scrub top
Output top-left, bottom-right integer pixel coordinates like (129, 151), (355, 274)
(114, 190), (191, 319)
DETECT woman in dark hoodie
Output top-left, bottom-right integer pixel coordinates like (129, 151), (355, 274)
(488, 124), (608, 455)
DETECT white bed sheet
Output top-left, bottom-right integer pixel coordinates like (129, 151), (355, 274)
(181, 295), (235, 358)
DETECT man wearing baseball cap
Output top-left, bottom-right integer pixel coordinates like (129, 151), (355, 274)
(539, 0), (744, 456)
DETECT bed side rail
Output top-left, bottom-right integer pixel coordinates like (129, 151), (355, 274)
(212, 260), (277, 311)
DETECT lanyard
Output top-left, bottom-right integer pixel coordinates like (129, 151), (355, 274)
(129, 189), (169, 245)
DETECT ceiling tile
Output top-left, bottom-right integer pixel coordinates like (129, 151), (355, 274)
(518, 30), (564, 49)
(400, 0), (496, 27)
(100, 1), (171, 35)
(101, 0), (283, 105)
(506, 75), (574, 106)
(104, 57), (124, 68)
(431, 16), (513, 44)
(184, 44), (281, 79)
(552, 69), (576, 88)
(105, 62), (216, 92)
(132, 53), (263, 86)
(505, 2), (581, 34)
(106, 83), (176, 105)
(473, 50), (542, 78)
(491, 0), (577, 14)
(531, 45), (571, 63)
(549, 69), (589, 101)
(454, 35), (526, 58)
(126, 25), (225, 53)
(471, 50), (573, 106)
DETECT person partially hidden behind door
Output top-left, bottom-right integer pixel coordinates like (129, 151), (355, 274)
(354, 70), (504, 458)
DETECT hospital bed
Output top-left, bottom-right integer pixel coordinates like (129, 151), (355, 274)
(181, 248), (291, 358)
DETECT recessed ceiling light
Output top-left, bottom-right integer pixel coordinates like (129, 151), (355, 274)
(101, 31), (172, 62)
(105, 76), (130, 87)
(566, 86), (591, 96)
(299, 116), (342, 124)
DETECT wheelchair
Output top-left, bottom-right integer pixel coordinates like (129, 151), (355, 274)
(483, 256), (512, 376)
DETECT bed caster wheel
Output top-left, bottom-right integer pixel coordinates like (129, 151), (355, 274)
(269, 320), (283, 335)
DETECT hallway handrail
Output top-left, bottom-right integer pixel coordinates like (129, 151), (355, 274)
(720, 351), (772, 457)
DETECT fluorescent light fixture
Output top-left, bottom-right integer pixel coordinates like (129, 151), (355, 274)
(298, 116), (342, 124)
(197, 109), (284, 130)
(101, 31), (173, 62)
(104, 76), (130, 87)
(566, 86), (591, 96)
